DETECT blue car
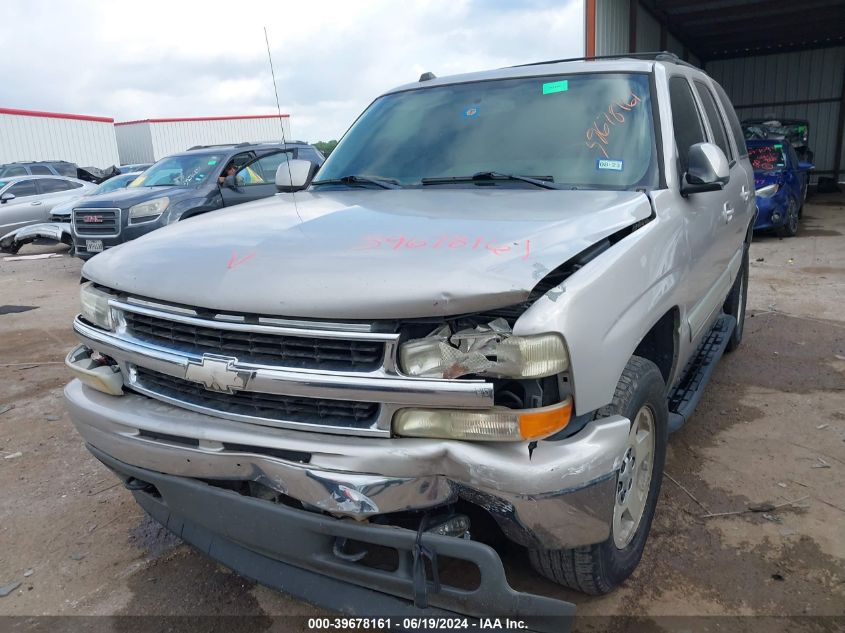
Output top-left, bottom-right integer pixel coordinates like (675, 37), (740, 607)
(749, 139), (814, 237)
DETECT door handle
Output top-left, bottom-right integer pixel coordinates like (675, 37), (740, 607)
(722, 202), (735, 223)
(30, 201), (43, 206)
(740, 186), (752, 202)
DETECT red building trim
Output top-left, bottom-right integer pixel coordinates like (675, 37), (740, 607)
(585, 0), (596, 57)
(0, 107), (113, 123)
(115, 114), (290, 127)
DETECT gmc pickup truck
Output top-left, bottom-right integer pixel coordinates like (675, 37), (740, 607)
(65, 53), (754, 627)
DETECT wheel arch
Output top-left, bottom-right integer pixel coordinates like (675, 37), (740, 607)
(632, 307), (680, 391)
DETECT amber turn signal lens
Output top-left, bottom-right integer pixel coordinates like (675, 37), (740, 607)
(518, 399), (572, 440)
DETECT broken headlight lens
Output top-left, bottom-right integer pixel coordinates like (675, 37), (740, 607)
(79, 282), (114, 330)
(399, 318), (569, 379)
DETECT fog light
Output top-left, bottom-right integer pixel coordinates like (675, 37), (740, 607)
(771, 212), (782, 223)
(65, 345), (123, 396)
(427, 514), (471, 538)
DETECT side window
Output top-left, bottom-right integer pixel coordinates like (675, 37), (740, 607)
(694, 81), (732, 162)
(38, 178), (75, 193)
(668, 76), (706, 174)
(30, 165), (52, 175)
(296, 147), (324, 165)
(4, 166), (28, 177)
(8, 180), (38, 198)
(237, 151), (292, 185)
(713, 82), (748, 158)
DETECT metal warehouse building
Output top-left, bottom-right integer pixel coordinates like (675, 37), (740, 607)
(0, 107), (120, 168)
(114, 114), (293, 165)
(586, 0), (845, 185)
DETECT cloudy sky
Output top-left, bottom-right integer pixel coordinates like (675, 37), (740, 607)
(2, 0), (584, 143)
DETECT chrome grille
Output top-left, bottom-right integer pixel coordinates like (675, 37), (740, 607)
(123, 310), (386, 371)
(73, 208), (120, 237)
(133, 367), (380, 429)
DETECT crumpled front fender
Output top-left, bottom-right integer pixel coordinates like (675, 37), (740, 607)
(0, 222), (72, 253)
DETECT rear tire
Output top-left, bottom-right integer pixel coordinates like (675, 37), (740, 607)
(528, 356), (668, 594)
(724, 244), (749, 353)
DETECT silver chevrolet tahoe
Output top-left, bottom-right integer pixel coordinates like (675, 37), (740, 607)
(65, 53), (754, 626)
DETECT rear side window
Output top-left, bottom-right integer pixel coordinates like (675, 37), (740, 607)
(237, 151), (293, 185)
(668, 76), (706, 174)
(712, 82), (747, 158)
(694, 81), (732, 161)
(30, 165), (52, 175)
(38, 178), (75, 193)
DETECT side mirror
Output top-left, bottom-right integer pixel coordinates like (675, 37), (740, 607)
(798, 161), (815, 171)
(276, 159), (318, 192)
(0, 192), (15, 204)
(681, 142), (730, 196)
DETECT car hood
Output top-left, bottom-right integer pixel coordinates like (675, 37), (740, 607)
(73, 185), (196, 209)
(83, 188), (652, 319)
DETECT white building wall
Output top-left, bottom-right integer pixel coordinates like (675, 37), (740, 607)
(147, 117), (293, 161)
(0, 109), (120, 167)
(114, 122), (154, 164)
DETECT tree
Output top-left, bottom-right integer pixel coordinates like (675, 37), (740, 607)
(314, 140), (338, 157)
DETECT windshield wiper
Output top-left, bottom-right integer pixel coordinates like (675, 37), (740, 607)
(421, 171), (560, 189)
(313, 175), (401, 189)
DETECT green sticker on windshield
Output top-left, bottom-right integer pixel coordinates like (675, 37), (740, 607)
(774, 144), (782, 149)
(542, 80), (569, 95)
(207, 159), (217, 165)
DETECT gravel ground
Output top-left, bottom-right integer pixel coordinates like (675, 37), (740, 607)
(1, 195), (843, 631)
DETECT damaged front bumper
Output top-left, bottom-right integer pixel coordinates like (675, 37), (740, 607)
(90, 445), (575, 631)
(65, 379), (629, 550)
(0, 222), (72, 254)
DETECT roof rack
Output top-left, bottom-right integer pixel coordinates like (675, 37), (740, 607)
(511, 51), (699, 70)
(186, 140), (308, 151)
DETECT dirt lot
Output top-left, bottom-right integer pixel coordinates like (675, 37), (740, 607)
(1, 196), (843, 631)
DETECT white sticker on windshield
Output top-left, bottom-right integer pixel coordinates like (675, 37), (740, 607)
(596, 158), (624, 171)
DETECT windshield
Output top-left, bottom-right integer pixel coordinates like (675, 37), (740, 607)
(748, 144), (786, 172)
(315, 73), (658, 190)
(94, 173), (137, 195)
(129, 153), (222, 187)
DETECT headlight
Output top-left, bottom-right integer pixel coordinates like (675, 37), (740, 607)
(79, 282), (114, 330)
(399, 319), (569, 379)
(393, 398), (572, 441)
(756, 184), (778, 198)
(128, 196), (169, 222)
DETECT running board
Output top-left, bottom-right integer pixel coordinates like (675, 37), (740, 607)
(667, 314), (736, 433)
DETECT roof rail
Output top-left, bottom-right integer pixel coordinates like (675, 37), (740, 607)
(511, 51), (700, 69)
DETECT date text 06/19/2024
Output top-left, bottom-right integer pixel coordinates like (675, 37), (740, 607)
(307, 617), (531, 630)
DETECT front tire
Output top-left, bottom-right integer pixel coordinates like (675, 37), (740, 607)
(529, 356), (668, 594)
(779, 197), (799, 237)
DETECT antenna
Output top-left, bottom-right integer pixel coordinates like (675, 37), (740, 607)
(264, 26), (302, 223)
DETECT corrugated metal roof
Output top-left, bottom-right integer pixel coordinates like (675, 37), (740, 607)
(640, 0), (845, 61)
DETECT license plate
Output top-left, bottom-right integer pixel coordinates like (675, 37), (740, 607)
(86, 240), (104, 253)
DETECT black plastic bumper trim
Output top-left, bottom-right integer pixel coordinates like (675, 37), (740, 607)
(87, 444), (574, 632)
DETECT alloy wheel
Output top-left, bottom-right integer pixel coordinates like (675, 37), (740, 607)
(613, 405), (656, 549)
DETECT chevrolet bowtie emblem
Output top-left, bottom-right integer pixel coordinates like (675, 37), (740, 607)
(184, 354), (251, 394)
